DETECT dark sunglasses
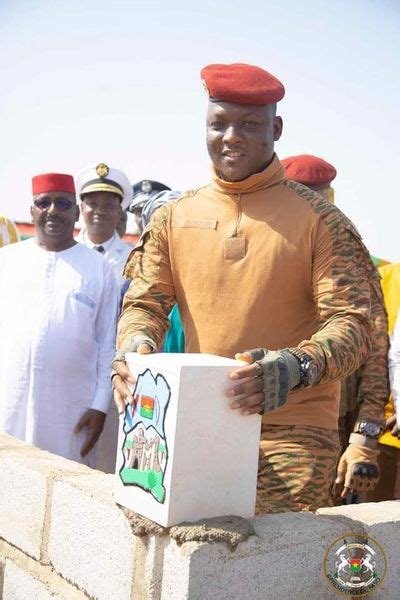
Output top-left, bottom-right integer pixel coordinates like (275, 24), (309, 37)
(33, 197), (75, 211)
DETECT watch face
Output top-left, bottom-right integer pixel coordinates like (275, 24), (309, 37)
(299, 355), (318, 387)
(307, 362), (318, 386)
(364, 422), (380, 437)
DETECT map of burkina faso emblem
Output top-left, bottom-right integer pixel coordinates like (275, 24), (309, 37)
(119, 369), (171, 503)
(323, 533), (386, 596)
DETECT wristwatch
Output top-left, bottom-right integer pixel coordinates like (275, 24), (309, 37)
(287, 349), (319, 387)
(353, 420), (382, 439)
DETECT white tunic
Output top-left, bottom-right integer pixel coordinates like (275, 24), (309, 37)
(0, 239), (119, 464)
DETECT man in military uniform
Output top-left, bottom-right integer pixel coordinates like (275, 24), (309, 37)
(75, 163), (133, 292)
(282, 154), (389, 501)
(128, 182), (184, 352)
(112, 63), (373, 513)
(129, 180), (172, 234)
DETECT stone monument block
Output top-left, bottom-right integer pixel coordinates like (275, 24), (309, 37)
(114, 353), (261, 527)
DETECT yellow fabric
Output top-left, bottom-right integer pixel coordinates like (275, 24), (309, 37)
(0, 216), (19, 247)
(380, 262), (400, 335)
(378, 262), (400, 448)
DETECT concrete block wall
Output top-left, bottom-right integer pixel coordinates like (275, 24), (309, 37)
(0, 434), (148, 599)
(1, 433), (399, 599)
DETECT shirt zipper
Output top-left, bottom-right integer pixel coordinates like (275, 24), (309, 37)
(230, 193), (242, 237)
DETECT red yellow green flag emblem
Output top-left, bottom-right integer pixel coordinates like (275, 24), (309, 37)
(350, 559), (361, 572)
(140, 395), (155, 419)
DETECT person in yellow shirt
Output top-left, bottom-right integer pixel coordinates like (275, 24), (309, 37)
(0, 216), (20, 247)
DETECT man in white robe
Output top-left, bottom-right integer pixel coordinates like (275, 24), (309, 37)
(0, 173), (118, 465)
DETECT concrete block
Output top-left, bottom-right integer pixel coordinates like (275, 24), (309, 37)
(316, 499), (400, 523)
(115, 353), (261, 526)
(0, 434), (93, 559)
(3, 560), (63, 600)
(47, 474), (138, 600)
(143, 535), (170, 600)
(0, 433), (27, 452)
(366, 521), (400, 600)
(0, 451), (47, 559)
(161, 539), (192, 600)
(161, 512), (364, 600)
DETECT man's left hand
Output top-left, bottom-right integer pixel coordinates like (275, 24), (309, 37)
(74, 409), (106, 457)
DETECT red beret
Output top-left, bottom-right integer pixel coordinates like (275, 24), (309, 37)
(32, 173), (75, 195)
(281, 155), (337, 187)
(201, 63), (285, 105)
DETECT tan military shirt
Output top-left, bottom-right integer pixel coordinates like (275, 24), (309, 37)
(118, 155), (373, 430)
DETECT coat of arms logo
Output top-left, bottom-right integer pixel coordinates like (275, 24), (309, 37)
(119, 369), (171, 503)
(96, 163), (109, 178)
(323, 533), (386, 596)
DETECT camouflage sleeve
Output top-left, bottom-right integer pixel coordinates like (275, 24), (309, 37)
(295, 201), (372, 384)
(355, 274), (389, 426)
(117, 204), (176, 352)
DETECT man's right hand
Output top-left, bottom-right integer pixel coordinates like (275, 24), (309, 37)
(333, 443), (380, 499)
(112, 342), (153, 413)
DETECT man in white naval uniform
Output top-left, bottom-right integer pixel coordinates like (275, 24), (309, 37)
(76, 163), (133, 472)
(0, 173), (118, 465)
(75, 163), (133, 292)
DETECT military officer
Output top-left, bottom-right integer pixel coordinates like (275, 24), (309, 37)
(75, 163), (133, 291)
(129, 180), (172, 233)
(112, 63), (374, 513)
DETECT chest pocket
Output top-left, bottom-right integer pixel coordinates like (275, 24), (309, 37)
(72, 290), (96, 310)
(172, 218), (217, 230)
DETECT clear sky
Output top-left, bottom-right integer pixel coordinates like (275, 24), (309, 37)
(1, 0), (399, 259)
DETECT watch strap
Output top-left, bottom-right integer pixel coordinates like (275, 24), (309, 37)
(349, 432), (378, 449)
(287, 348), (318, 387)
(286, 347), (307, 361)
